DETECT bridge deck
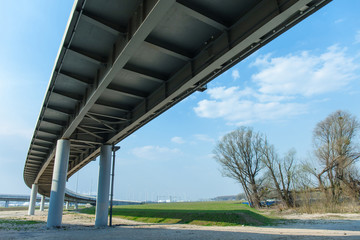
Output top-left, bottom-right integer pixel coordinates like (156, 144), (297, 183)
(24, 0), (331, 196)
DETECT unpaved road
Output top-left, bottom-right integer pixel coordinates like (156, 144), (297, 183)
(1, 210), (360, 239)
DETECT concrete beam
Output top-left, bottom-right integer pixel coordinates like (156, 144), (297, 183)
(30, 1), (176, 185)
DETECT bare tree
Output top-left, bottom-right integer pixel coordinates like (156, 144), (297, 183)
(262, 142), (297, 207)
(213, 127), (264, 208)
(313, 110), (360, 202)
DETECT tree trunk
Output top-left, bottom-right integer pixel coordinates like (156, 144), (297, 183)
(278, 163), (292, 207)
(250, 181), (261, 208)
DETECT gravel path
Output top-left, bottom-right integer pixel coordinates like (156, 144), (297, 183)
(1, 210), (360, 239)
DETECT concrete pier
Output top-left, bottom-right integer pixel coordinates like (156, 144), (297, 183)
(28, 184), (38, 215)
(47, 139), (70, 228)
(40, 195), (45, 211)
(95, 145), (111, 227)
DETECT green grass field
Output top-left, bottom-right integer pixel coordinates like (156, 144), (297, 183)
(79, 201), (277, 226)
(0, 219), (41, 225)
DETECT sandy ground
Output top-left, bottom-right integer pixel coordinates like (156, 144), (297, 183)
(1, 210), (360, 239)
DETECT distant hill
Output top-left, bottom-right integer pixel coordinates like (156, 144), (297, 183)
(212, 193), (246, 201)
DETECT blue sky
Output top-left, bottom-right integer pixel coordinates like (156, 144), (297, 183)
(1, 1), (360, 201)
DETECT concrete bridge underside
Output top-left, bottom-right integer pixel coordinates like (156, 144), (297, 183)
(23, 0), (331, 227)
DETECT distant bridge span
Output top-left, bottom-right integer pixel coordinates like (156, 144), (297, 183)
(23, 0), (331, 226)
(0, 192), (141, 207)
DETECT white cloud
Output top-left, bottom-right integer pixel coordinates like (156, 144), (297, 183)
(231, 69), (240, 80)
(171, 136), (185, 144)
(193, 134), (215, 143)
(131, 145), (181, 160)
(194, 45), (359, 125)
(205, 86), (252, 100)
(252, 45), (359, 96)
(194, 87), (306, 125)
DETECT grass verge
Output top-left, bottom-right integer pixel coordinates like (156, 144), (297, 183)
(80, 201), (278, 226)
(0, 219), (43, 230)
(0, 219), (42, 225)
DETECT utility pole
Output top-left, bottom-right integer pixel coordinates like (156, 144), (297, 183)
(109, 145), (120, 227)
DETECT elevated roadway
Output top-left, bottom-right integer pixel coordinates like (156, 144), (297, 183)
(0, 192), (140, 206)
(23, 0), (331, 226)
(0, 194), (45, 203)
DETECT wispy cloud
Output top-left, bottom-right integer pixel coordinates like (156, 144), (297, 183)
(231, 69), (240, 80)
(193, 134), (215, 144)
(355, 30), (360, 44)
(334, 18), (344, 24)
(131, 145), (181, 160)
(171, 136), (185, 144)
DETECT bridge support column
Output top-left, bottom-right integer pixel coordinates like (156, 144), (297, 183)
(95, 145), (111, 227)
(74, 202), (78, 210)
(28, 183), (38, 215)
(40, 195), (45, 211)
(66, 201), (69, 210)
(47, 139), (70, 228)
(5, 200), (9, 208)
